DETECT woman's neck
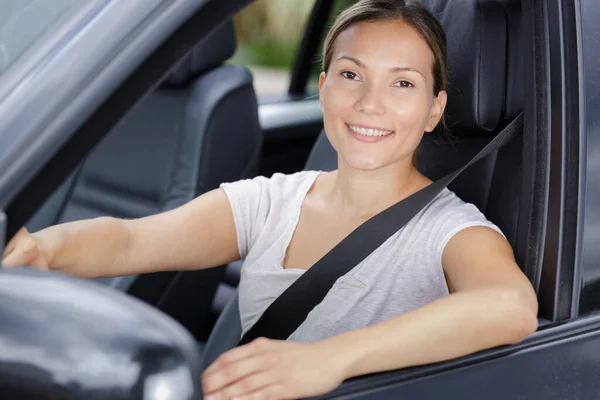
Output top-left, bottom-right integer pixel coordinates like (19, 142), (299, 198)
(324, 157), (428, 219)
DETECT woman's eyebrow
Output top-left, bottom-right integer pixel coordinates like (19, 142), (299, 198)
(337, 56), (425, 78)
(337, 55), (366, 67)
(389, 66), (425, 78)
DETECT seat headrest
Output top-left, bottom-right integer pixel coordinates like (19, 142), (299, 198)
(422, 0), (508, 134)
(164, 20), (237, 87)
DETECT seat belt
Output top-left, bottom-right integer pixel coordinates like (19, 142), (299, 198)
(240, 113), (524, 345)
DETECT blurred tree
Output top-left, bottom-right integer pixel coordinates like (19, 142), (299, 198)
(233, 0), (315, 68)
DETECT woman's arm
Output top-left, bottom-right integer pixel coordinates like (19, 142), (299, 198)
(2, 188), (240, 278)
(325, 226), (538, 378)
(201, 226), (538, 400)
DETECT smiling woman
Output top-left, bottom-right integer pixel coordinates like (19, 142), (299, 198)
(319, 19), (446, 170)
(1, 1), (538, 399)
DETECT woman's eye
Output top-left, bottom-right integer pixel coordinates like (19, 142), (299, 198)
(341, 71), (359, 81)
(394, 80), (414, 88)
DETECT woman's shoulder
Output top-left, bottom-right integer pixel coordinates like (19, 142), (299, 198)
(223, 170), (322, 187)
(429, 188), (482, 215)
(220, 170), (325, 205)
(219, 170), (326, 259)
(422, 188), (504, 237)
(265, 170), (324, 188)
(407, 188), (506, 262)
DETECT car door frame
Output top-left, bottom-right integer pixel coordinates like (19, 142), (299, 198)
(577, 0), (600, 317)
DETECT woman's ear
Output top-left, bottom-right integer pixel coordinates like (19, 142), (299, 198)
(318, 72), (327, 105)
(425, 90), (448, 132)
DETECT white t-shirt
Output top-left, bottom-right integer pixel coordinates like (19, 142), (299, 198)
(220, 170), (503, 343)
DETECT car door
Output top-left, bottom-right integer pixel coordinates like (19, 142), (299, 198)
(304, 0), (600, 398)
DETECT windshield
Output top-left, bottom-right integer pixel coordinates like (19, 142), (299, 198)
(0, 0), (76, 73)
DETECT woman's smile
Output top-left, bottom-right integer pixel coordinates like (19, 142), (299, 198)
(318, 19), (447, 172)
(345, 122), (395, 143)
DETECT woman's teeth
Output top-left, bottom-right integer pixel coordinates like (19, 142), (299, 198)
(348, 124), (393, 137)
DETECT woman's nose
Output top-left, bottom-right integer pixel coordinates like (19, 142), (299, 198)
(354, 83), (386, 115)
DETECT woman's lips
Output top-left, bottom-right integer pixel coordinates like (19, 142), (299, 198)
(345, 123), (395, 143)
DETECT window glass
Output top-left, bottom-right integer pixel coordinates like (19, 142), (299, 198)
(231, 0), (316, 96)
(306, 0), (355, 96)
(0, 0), (76, 73)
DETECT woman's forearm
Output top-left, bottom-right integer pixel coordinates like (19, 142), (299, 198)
(320, 287), (538, 379)
(35, 216), (131, 278)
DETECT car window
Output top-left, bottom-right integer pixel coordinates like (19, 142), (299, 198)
(230, 0), (316, 97)
(305, 0), (355, 95)
(0, 0), (76, 73)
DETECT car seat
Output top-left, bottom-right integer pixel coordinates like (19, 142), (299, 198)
(26, 20), (263, 340)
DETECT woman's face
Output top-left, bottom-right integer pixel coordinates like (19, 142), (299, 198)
(319, 20), (447, 172)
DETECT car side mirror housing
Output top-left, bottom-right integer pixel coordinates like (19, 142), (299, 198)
(0, 267), (201, 400)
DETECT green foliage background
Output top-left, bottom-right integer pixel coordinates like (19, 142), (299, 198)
(232, 0), (315, 68)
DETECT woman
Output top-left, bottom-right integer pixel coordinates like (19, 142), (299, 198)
(2, 0), (538, 399)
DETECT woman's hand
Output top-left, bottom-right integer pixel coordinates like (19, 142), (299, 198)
(1, 227), (50, 270)
(201, 337), (348, 400)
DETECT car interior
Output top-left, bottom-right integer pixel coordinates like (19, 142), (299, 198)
(208, 0), (531, 342)
(26, 0), (535, 348)
(26, 20), (263, 339)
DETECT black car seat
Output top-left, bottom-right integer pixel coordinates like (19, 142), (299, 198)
(308, 0), (524, 247)
(208, 0), (525, 323)
(27, 20), (262, 340)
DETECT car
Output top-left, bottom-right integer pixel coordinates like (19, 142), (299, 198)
(1, 0), (599, 399)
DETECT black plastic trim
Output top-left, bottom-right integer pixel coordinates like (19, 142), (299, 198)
(289, 0), (333, 94)
(516, 0), (550, 301)
(0, 210), (6, 251)
(538, 0), (583, 321)
(559, 0), (585, 318)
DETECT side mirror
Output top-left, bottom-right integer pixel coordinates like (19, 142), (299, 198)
(0, 267), (201, 400)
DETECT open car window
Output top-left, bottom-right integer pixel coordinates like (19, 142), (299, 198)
(0, 0), (79, 73)
(231, 0), (316, 99)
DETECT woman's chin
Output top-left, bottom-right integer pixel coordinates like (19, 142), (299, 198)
(342, 157), (387, 172)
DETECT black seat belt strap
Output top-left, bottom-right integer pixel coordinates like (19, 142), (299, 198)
(240, 113), (524, 345)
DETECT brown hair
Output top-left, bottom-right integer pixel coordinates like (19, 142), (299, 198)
(322, 0), (447, 97)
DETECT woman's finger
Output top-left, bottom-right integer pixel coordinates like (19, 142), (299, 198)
(232, 383), (287, 400)
(203, 354), (271, 394)
(2, 227), (28, 258)
(2, 235), (38, 267)
(28, 255), (49, 271)
(1, 246), (32, 267)
(207, 371), (278, 400)
(2, 236), (15, 257)
(203, 338), (270, 376)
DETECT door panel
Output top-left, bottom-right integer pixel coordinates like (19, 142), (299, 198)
(344, 330), (600, 400)
(258, 98), (323, 176)
(579, 0), (600, 315)
(315, 316), (600, 399)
